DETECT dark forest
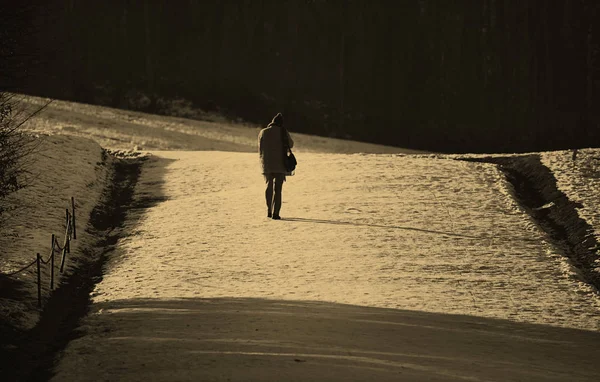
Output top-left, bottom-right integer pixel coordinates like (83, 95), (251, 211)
(4, 0), (600, 153)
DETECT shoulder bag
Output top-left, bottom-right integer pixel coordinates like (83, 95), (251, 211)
(282, 127), (297, 174)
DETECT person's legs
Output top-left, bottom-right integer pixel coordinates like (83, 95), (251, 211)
(272, 174), (285, 218)
(265, 174), (274, 217)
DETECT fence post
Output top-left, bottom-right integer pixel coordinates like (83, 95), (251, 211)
(36, 253), (42, 308)
(71, 197), (76, 240)
(50, 234), (55, 290)
(65, 209), (71, 254)
(60, 245), (67, 273)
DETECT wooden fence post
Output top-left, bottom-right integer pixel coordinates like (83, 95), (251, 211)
(71, 197), (76, 240)
(50, 234), (55, 290)
(36, 253), (42, 308)
(65, 209), (71, 254)
(60, 245), (67, 273)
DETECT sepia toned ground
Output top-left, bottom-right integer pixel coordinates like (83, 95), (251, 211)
(78, 151), (600, 328)
(3, 96), (600, 381)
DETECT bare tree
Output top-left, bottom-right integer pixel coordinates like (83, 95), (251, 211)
(0, 93), (51, 215)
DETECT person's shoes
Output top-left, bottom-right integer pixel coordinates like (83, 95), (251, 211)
(267, 211), (272, 218)
(272, 214), (281, 220)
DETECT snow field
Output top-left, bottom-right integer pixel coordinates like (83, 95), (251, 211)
(20, 95), (415, 154)
(4, 98), (600, 381)
(93, 151), (600, 331)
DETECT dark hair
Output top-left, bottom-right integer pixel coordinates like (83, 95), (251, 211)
(271, 112), (283, 127)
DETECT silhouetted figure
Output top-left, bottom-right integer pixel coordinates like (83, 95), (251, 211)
(258, 113), (294, 219)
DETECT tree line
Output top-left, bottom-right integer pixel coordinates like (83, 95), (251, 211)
(11, 0), (600, 153)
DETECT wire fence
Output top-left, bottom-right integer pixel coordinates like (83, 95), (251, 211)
(1, 197), (77, 308)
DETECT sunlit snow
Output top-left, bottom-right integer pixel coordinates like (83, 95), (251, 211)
(3, 95), (599, 335)
(93, 150), (600, 331)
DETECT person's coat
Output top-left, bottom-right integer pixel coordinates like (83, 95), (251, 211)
(258, 122), (294, 174)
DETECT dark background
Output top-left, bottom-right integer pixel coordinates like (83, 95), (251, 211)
(3, 0), (600, 153)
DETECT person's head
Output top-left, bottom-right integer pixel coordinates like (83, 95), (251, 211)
(271, 113), (283, 127)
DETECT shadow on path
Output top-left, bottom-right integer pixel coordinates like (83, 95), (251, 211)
(51, 297), (600, 381)
(284, 217), (489, 240)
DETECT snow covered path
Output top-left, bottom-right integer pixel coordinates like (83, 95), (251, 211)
(51, 151), (600, 381)
(89, 151), (600, 329)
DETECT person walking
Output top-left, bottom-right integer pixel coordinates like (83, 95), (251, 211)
(258, 113), (294, 220)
